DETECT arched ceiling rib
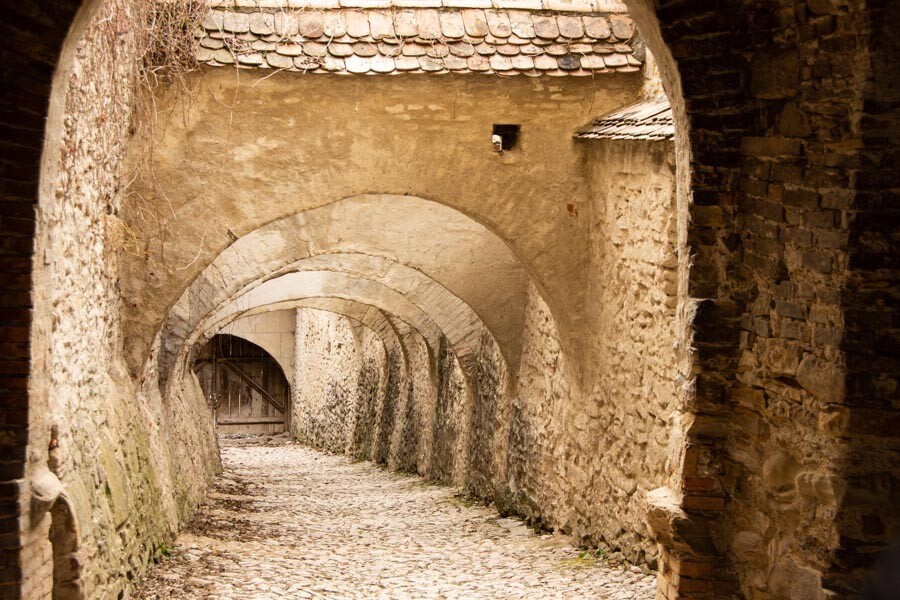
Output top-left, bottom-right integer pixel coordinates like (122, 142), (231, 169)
(179, 271), (447, 383)
(206, 253), (488, 354)
(157, 194), (532, 387)
(212, 298), (410, 364)
(182, 267), (503, 393)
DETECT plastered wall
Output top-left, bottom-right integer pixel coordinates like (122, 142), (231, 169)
(123, 68), (643, 376)
(218, 310), (296, 380)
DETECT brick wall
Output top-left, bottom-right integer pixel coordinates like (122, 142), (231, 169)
(0, 3), (85, 597)
(632, 0), (899, 597)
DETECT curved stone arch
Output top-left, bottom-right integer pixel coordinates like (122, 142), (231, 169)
(197, 272), (444, 365)
(214, 298), (411, 367)
(190, 252), (496, 362)
(271, 254), (489, 359)
(156, 194), (542, 382)
(211, 325), (295, 384)
(168, 255), (511, 394)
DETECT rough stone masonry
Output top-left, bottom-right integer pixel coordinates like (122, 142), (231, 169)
(2, 0), (896, 599)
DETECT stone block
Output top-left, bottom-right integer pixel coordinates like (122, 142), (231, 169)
(796, 354), (844, 403)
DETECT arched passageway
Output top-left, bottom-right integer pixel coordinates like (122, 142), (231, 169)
(2, 0), (897, 599)
(135, 441), (659, 598)
(194, 334), (292, 436)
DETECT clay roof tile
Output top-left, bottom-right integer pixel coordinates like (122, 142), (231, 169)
(609, 14), (634, 40)
(416, 10), (443, 39)
(582, 15), (610, 39)
(368, 10), (395, 39)
(461, 9), (490, 37)
(508, 11), (535, 38)
(345, 54), (371, 73)
(323, 12), (348, 37)
(344, 10), (369, 37)
(576, 98), (674, 141)
(489, 53), (513, 70)
(485, 10), (512, 37)
(466, 54), (491, 71)
(439, 11), (466, 38)
(297, 12), (325, 37)
(198, 7), (643, 77)
(394, 55), (420, 70)
(532, 15), (559, 39)
(557, 15), (584, 38)
(394, 10), (418, 37)
(419, 55), (444, 71)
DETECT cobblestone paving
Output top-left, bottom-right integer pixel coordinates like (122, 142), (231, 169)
(135, 439), (656, 599)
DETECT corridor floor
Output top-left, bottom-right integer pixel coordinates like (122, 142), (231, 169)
(135, 438), (657, 599)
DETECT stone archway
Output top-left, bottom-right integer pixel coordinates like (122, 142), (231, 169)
(3, 1), (896, 598)
(195, 333), (293, 436)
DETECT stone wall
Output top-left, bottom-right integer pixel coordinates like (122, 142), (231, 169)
(292, 309), (386, 454)
(277, 136), (681, 569)
(582, 138), (679, 563)
(478, 137), (680, 567)
(625, 1), (900, 597)
(19, 2), (221, 597)
(505, 283), (575, 529)
(722, 2), (879, 589)
(288, 307), (479, 492)
(280, 230), (678, 570)
(405, 329), (438, 477)
(430, 337), (472, 488)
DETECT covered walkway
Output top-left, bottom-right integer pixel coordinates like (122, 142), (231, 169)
(135, 439), (655, 599)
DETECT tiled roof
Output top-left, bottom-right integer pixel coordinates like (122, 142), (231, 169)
(575, 97), (673, 140)
(207, 1), (628, 12)
(196, 8), (642, 76)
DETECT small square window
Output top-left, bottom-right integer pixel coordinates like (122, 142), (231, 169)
(492, 124), (520, 151)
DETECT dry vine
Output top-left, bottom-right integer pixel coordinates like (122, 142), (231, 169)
(120, 1), (327, 273)
(118, 0), (209, 271)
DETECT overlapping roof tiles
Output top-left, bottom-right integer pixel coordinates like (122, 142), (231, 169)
(575, 97), (673, 140)
(196, 8), (643, 76)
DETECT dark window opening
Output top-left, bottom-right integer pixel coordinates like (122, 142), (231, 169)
(492, 124), (520, 152)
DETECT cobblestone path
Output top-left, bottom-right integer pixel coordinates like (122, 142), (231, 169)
(135, 440), (656, 599)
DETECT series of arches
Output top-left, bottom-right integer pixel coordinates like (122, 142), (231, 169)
(2, 0), (896, 598)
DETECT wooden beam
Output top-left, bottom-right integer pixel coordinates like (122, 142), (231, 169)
(194, 357), (273, 364)
(217, 417), (285, 425)
(220, 359), (285, 413)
